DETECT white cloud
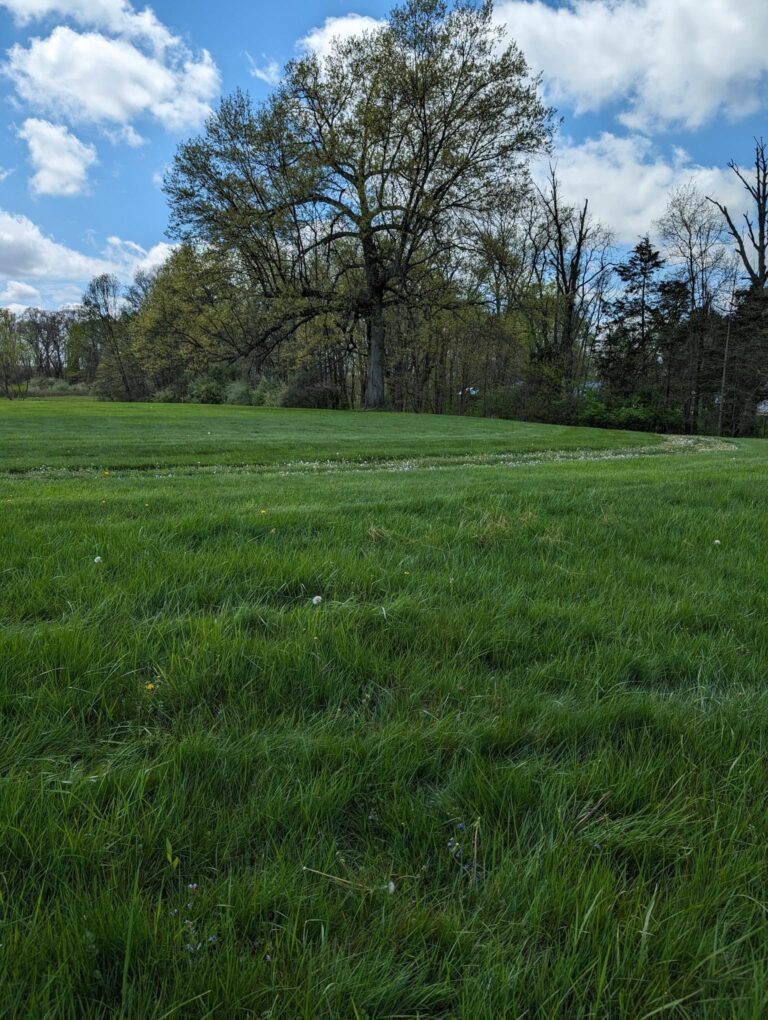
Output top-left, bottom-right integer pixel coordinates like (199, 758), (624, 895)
(7, 27), (219, 132)
(247, 53), (281, 87)
(497, 0), (768, 130)
(0, 1), (176, 53)
(0, 208), (108, 279)
(299, 14), (384, 60)
(0, 279), (41, 305)
(104, 235), (174, 273)
(19, 118), (97, 196)
(0, 207), (172, 304)
(104, 124), (145, 147)
(0, 167), (12, 183)
(545, 133), (746, 243)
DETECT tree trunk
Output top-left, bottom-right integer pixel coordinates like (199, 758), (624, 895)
(364, 300), (386, 409)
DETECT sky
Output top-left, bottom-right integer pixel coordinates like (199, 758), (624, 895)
(0, 0), (765, 312)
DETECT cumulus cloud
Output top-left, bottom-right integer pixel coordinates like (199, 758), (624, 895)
(0, 206), (172, 303)
(542, 133), (746, 244)
(497, 0), (768, 131)
(299, 14), (384, 60)
(19, 118), (97, 196)
(7, 26), (219, 132)
(0, 0), (177, 53)
(0, 278), (41, 305)
(0, 208), (108, 279)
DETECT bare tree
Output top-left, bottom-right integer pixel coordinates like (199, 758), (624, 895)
(536, 170), (614, 395)
(17, 308), (74, 379)
(658, 182), (730, 430)
(83, 274), (143, 400)
(707, 139), (768, 290)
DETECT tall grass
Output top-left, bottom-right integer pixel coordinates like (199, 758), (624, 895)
(0, 401), (766, 1017)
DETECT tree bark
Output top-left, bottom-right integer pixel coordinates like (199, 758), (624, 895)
(364, 300), (386, 409)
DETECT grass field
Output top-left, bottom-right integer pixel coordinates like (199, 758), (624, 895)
(1, 399), (767, 1018)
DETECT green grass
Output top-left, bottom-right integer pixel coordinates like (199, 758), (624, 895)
(0, 398), (663, 471)
(1, 399), (767, 1018)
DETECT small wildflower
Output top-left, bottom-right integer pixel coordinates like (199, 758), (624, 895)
(403, 571), (411, 576)
(93, 556), (102, 563)
(145, 682), (156, 691)
(260, 509), (268, 515)
(387, 881), (396, 895)
(312, 595), (323, 605)
(188, 883), (198, 891)
(714, 539), (721, 546)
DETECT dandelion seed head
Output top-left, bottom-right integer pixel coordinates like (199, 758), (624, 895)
(312, 595), (323, 605)
(93, 556), (102, 563)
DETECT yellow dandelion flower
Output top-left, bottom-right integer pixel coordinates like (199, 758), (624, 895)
(145, 682), (156, 691)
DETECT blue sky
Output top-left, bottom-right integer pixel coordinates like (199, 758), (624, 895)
(0, 0), (766, 310)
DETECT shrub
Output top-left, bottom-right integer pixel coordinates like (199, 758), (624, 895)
(224, 381), (255, 405)
(282, 366), (345, 409)
(151, 386), (182, 404)
(187, 376), (225, 404)
(576, 397), (682, 433)
(253, 376), (288, 407)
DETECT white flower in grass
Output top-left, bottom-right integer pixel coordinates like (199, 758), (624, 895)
(714, 540), (721, 546)
(312, 595), (323, 605)
(94, 556), (102, 563)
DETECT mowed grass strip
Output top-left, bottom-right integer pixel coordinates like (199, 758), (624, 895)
(0, 402), (767, 1018)
(0, 398), (664, 472)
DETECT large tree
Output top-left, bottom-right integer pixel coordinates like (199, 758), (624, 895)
(165, 0), (551, 408)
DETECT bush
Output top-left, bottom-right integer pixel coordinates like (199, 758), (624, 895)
(282, 366), (346, 409)
(576, 396), (682, 433)
(151, 386), (182, 404)
(27, 376), (91, 397)
(253, 376), (288, 407)
(187, 376), (225, 404)
(224, 381), (255, 405)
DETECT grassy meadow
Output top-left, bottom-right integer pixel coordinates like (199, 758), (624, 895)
(1, 399), (767, 1018)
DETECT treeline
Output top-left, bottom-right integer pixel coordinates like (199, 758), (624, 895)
(2, 0), (767, 435)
